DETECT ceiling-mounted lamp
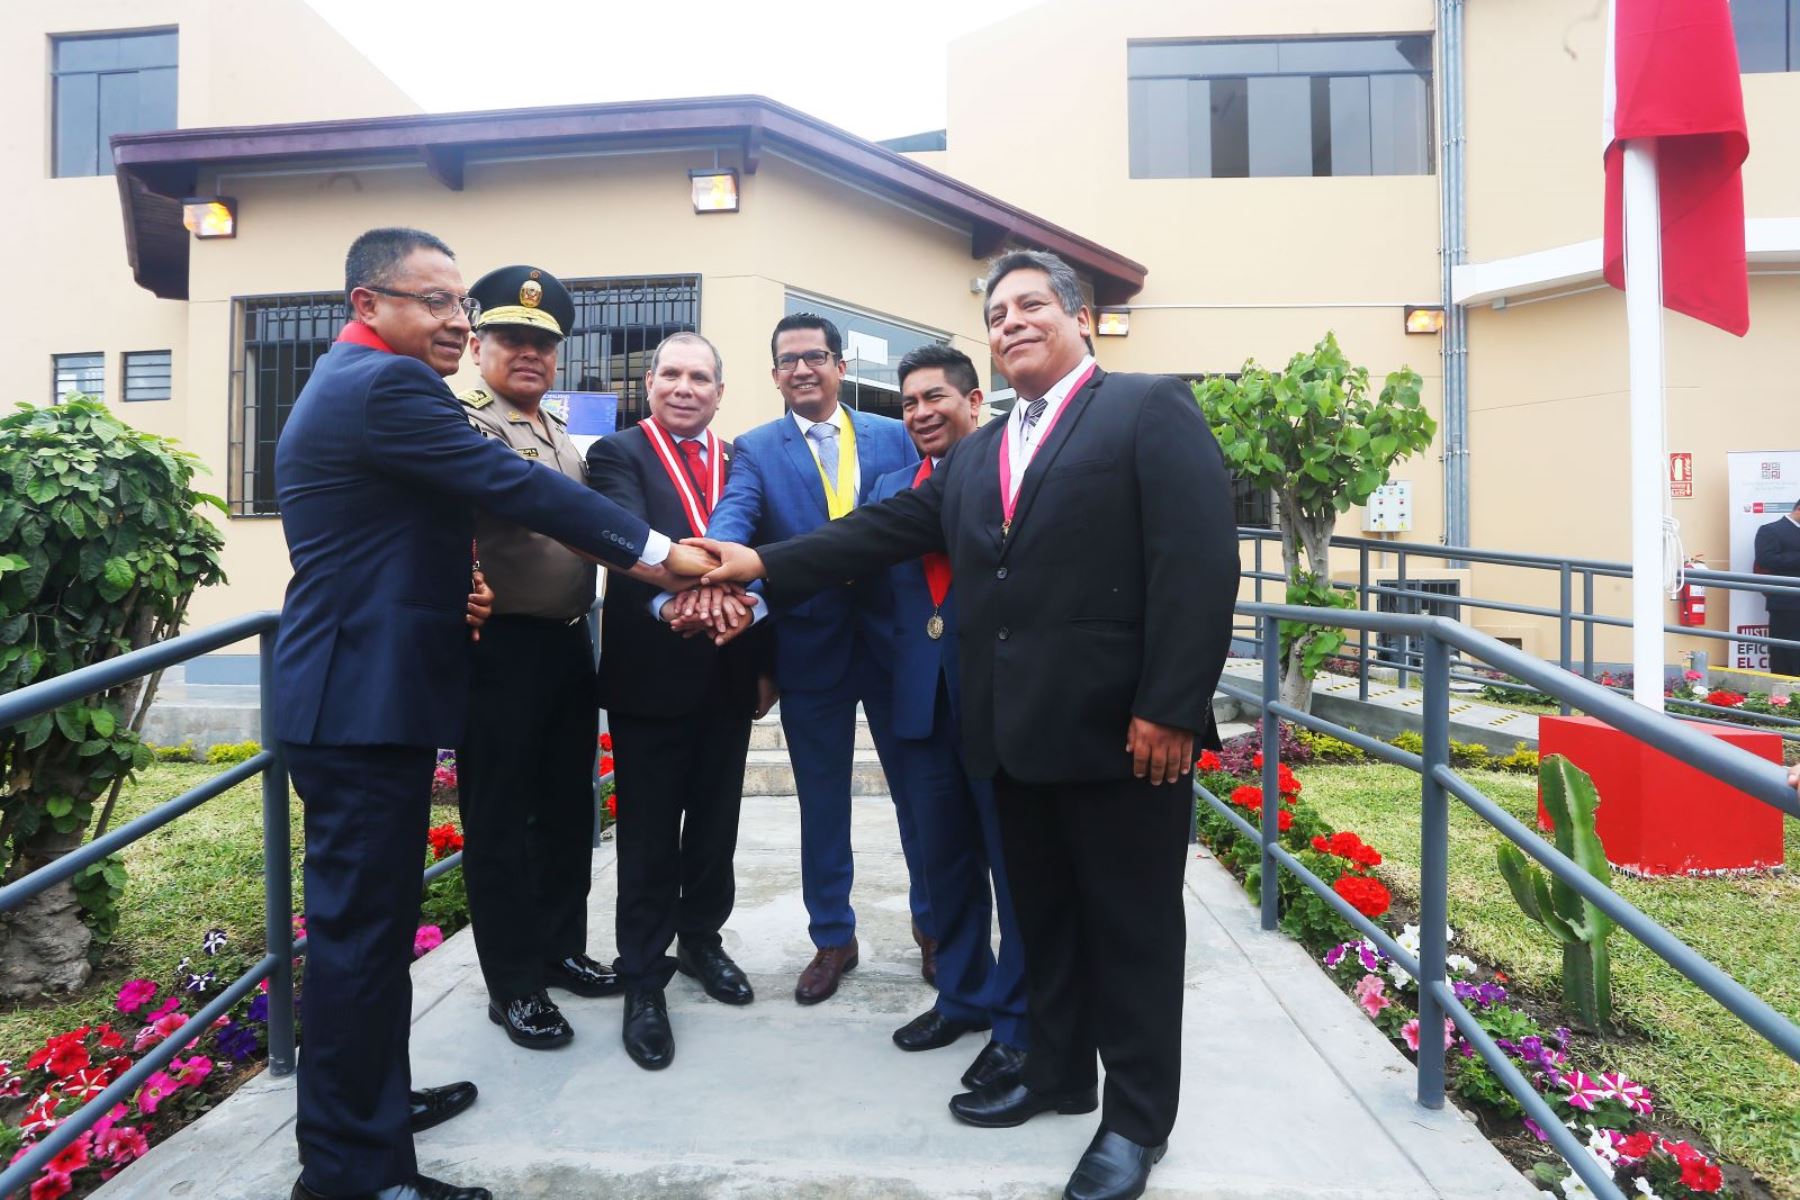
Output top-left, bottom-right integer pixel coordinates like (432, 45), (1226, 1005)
(181, 196), (237, 239)
(689, 168), (740, 214)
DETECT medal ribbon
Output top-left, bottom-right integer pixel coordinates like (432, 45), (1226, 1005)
(912, 458), (952, 607)
(641, 416), (722, 537)
(997, 361), (1097, 531)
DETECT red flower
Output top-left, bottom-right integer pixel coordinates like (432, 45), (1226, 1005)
(44, 1042), (90, 1080)
(1228, 785), (1262, 811)
(1704, 689), (1745, 708)
(1277, 809), (1293, 832)
(605, 794), (618, 819)
(599, 732), (614, 753)
(598, 754), (615, 776)
(1195, 750), (1223, 772)
(96, 1026), (125, 1051)
(59, 1067), (112, 1102)
(1251, 752), (1264, 770)
(46, 1135), (90, 1176)
(30, 1174), (71, 1200)
(1310, 835), (1330, 852)
(1333, 875), (1392, 918)
(1680, 1158), (1724, 1193)
(1618, 1132), (1655, 1160)
(426, 823), (464, 860)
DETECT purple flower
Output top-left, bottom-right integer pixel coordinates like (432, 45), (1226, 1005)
(1523, 1117), (1549, 1143)
(214, 1022), (259, 1062)
(1323, 944), (1347, 969)
(183, 971), (216, 994)
(246, 994), (269, 1024)
(1355, 943), (1382, 972)
(202, 928), (228, 957)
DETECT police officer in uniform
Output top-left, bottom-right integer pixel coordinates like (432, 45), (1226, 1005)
(457, 264), (619, 1050)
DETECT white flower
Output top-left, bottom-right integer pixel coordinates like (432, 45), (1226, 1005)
(1633, 1178), (1662, 1199)
(1446, 954), (1479, 976)
(1584, 1125), (1622, 1167)
(1397, 924), (1422, 957)
(1386, 959), (1416, 991)
(1560, 1172), (1598, 1200)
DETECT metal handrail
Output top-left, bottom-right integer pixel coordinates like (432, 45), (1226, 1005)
(1206, 602), (1799, 1200)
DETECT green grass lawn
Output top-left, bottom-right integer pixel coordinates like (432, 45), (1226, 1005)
(0, 764), (305, 1064)
(1298, 763), (1800, 1199)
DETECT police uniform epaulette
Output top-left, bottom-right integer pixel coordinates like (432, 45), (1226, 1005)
(461, 389), (494, 410)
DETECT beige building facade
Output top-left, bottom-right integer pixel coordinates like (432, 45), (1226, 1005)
(9, 0), (1800, 671)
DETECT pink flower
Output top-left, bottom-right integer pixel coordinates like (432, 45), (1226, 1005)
(1353, 974), (1392, 1018)
(1684, 669), (1704, 681)
(135, 1070), (178, 1115)
(173, 1055), (213, 1089)
(96, 1122), (149, 1165)
(147, 995), (181, 1020)
(1770, 693), (1791, 708)
(1597, 1071), (1654, 1115)
(91, 1103), (128, 1140)
(115, 979), (158, 1014)
(413, 925), (444, 958)
(46, 1133), (91, 1176)
(1562, 1071), (1608, 1112)
(1400, 1017), (1456, 1053)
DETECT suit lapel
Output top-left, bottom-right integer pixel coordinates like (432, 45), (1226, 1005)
(778, 415), (830, 522)
(962, 417), (1008, 556)
(1002, 368), (1105, 557)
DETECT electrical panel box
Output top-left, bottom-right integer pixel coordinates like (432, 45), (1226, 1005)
(1362, 481), (1413, 533)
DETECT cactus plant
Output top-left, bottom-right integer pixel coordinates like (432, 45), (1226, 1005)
(1496, 754), (1615, 1030)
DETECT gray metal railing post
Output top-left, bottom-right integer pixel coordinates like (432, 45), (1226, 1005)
(1558, 563), (1574, 715)
(1254, 537), (1264, 606)
(259, 630), (296, 1076)
(1582, 570), (1596, 682)
(1395, 549), (1410, 692)
(1260, 614), (1281, 931)
(1358, 543), (1371, 702)
(1416, 632), (1451, 1109)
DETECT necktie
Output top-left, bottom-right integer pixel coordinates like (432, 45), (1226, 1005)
(913, 457), (953, 607)
(1021, 397), (1048, 440)
(807, 421), (840, 487)
(678, 438), (710, 507)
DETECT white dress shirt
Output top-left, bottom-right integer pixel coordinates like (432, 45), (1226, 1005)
(1004, 354), (1095, 505)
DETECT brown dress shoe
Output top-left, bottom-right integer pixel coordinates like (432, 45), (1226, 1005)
(795, 939), (859, 1005)
(912, 921), (939, 986)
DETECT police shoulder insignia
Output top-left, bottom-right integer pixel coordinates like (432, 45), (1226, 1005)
(518, 446), (540, 458)
(461, 388), (494, 409)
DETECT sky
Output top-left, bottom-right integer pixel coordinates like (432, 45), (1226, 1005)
(306, 0), (1045, 143)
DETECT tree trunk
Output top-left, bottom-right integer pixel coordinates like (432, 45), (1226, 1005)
(0, 825), (93, 1000)
(1274, 491), (1336, 714)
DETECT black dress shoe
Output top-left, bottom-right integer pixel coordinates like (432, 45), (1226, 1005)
(960, 1040), (1027, 1090)
(676, 942), (754, 1005)
(488, 991), (574, 1049)
(948, 1080), (1098, 1128)
(1063, 1128), (1168, 1200)
(409, 1080), (478, 1132)
(544, 952), (622, 998)
(892, 1008), (989, 1052)
(291, 1173), (492, 1200)
(623, 987), (674, 1070)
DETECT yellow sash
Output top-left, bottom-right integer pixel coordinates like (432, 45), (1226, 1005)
(814, 406), (858, 520)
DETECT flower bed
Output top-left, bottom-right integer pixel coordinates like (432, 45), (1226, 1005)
(1195, 724), (1743, 1199)
(1, 822), (469, 1199)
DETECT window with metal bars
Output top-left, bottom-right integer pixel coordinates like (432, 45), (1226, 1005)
(229, 293), (348, 515)
(557, 275), (701, 431)
(53, 352), (105, 401)
(124, 350), (172, 401)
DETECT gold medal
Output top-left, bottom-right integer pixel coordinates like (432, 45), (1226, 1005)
(926, 611), (945, 640)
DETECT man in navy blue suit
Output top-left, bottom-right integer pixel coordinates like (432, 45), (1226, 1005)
(873, 345), (1030, 1095)
(274, 227), (713, 1200)
(702, 313), (928, 1004)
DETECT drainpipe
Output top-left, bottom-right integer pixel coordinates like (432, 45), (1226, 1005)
(1438, 0), (1470, 557)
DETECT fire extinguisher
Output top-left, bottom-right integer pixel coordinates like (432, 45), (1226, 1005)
(1678, 557), (1707, 627)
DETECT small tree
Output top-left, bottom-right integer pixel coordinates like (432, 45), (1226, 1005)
(0, 398), (224, 998)
(1194, 333), (1434, 711)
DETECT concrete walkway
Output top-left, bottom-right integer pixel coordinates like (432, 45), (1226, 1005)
(102, 788), (1536, 1199)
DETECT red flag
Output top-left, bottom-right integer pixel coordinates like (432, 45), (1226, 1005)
(1601, 0), (1750, 336)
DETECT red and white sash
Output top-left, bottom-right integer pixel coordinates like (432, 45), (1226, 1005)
(640, 416), (723, 537)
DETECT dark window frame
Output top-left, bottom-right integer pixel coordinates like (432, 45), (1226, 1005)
(52, 352), (105, 402)
(1732, 0), (1800, 72)
(50, 28), (178, 178)
(227, 292), (349, 517)
(123, 349), (173, 402)
(1128, 34), (1434, 180)
(557, 274), (703, 432)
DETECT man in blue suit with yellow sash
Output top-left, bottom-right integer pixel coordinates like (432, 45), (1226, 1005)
(872, 345), (1030, 1095)
(274, 227), (712, 1200)
(703, 313), (926, 1004)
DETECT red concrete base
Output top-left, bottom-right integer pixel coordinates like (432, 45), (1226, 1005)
(1537, 715), (1785, 876)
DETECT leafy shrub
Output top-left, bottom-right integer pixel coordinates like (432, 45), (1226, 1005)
(204, 741), (261, 766)
(147, 741), (198, 763)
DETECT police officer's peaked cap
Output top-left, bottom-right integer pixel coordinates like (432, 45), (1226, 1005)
(469, 264), (575, 339)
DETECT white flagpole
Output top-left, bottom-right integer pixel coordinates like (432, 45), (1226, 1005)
(1623, 137), (1667, 713)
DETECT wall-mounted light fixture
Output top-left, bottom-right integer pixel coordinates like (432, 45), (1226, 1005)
(1404, 304), (1446, 334)
(1095, 309), (1131, 337)
(689, 168), (740, 214)
(181, 196), (237, 239)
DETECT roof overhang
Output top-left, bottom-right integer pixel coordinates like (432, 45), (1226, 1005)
(111, 95), (1147, 304)
(1452, 217), (1800, 308)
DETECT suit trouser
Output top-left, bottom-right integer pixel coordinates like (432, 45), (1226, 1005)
(779, 639), (931, 949)
(287, 742), (433, 1195)
(457, 616), (599, 1004)
(995, 772), (1191, 1147)
(609, 704), (755, 990)
(1770, 609), (1800, 677)
(891, 682), (1029, 1048)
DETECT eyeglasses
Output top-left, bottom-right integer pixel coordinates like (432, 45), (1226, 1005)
(775, 349), (835, 373)
(366, 286), (479, 322)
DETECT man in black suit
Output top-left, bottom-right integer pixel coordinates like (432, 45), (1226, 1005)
(1754, 502), (1800, 676)
(695, 250), (1240, 1200)
(585, 332), (774, 1071)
